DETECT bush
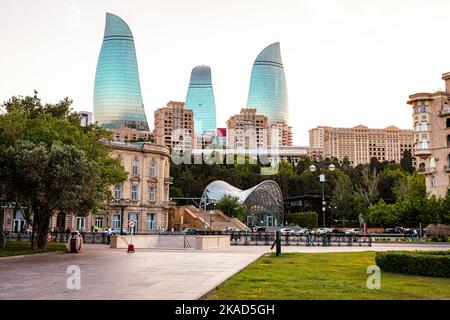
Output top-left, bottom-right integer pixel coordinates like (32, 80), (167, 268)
(375, 250), (450, 278)
(288, 211), (318, 229)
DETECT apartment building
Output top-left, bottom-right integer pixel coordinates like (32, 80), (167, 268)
(309, 125), (414, 166)
(154, 101), (194, 151)
(407, 72), (450, 197)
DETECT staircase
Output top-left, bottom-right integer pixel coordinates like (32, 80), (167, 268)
(180, 205), (247, 231)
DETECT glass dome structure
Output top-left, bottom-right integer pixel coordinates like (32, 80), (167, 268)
(200, 180), (284, 227)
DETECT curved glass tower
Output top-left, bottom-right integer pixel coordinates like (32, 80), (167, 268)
(246, 42), (289, 124)
(185, 65), (217, 134)
(93, 13), (149, 130)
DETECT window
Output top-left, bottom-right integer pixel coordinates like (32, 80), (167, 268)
(132, 160), (139, 175)
(415, 122), (428, 132)
(447, 135), (450, 147)
(76, 217), (85, 232)
(112, 215), (121, 229)
(131, 185), (138, 201)
(150, 160), (157, 177)
(114, 184), (122, 203)
(149, 186), (156, 202)
(447, 118), (450, 129)
(417, 140), (429, 150)
(431, 175), (437, 188)
(147, 213), (156, 230)
(94, 217), (103, 229)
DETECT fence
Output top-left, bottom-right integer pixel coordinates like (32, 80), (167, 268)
(3, 231), (108, 244)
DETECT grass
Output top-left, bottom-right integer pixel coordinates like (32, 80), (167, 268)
(206, 252), (450, 300)
(0, 241), (68, 257)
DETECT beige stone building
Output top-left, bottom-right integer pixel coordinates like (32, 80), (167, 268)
(226, 108), (269, 149)
(111, 127), (154, 143)
(2, 142), (172, 234)
(154, 101), (194, 151)
(309, 126), (326, 148)
(269, 121), (293, 147)
(308, 125), (414, 166)
(407, 72), (450, 197)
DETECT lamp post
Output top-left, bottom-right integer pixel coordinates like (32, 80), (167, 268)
(309, 162), (335, 228)
(116, 198), (129, 235)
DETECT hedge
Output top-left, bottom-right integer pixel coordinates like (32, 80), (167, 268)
(288, 211), (318, 229)
(375, 250), (450, 278)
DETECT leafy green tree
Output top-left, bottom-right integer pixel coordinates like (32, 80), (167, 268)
(216, 195), (247, 221)
(357, 168), (379, 208)
(0, 93), (126, 249)
(331, 175), (355, 224)
(365, 199), (398, 228)
(400, 150), (415, 174)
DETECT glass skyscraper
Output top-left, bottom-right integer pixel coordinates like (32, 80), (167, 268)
(246, 42), (289, 124)
(185, 65), (217, 134)
(93, 13), (149, 131)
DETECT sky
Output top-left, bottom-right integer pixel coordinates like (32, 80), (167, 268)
(1, 0), (450, 146)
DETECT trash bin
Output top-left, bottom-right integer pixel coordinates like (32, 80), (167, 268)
(67, 231), (83, 253)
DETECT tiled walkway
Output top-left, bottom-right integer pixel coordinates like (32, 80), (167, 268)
(0, 243), (448, 299)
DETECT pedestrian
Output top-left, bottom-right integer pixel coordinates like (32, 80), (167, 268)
(107, 226), (112, 245)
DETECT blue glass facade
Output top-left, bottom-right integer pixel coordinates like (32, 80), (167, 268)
(185, 65), (217, 134)
(93, 13), (149, 130)
(246, 42), (289, 124)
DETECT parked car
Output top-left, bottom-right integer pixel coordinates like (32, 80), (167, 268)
(280, 228), (296, 234)
(403, 228), (418, 236)
(314, 227), (333, 235)
(183, 228), (199, 235)
(345, 228), (362, 235)
(222, 227), (240, 232)
(295, 228), (312, 235)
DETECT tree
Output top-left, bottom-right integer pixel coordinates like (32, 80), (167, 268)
(400, 150), (415, 174)
(365, 199), (398, 228)
(357, 168), (379, 208)
(331, 175), (355, 224)
(216, 195), (247, 221)
(0, 93), (127, 249)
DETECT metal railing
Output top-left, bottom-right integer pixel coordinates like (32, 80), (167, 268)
(199, 231), (373, 247)
(3, 231), (109, 244)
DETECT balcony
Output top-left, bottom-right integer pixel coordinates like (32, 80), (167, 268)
(414, 147), (432, 159)
(164, 177), (174, 184)
(417, 167), (436, 174)
(439, 107), (450, 117)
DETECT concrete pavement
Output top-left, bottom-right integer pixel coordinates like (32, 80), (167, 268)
(0, 243), (449, 300)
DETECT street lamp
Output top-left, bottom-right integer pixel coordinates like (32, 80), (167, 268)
(309, 163), (335, 228)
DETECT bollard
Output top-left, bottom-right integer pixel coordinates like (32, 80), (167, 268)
(275, 230), (281, 257)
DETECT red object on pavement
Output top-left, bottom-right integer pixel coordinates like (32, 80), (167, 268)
(127, 244), (135, 253)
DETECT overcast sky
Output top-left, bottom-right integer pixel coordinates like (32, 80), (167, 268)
(1, 0), (450, 145)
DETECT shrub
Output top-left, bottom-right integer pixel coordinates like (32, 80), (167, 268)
(288, 211), (318, 229)
(375, 250), (450, 278)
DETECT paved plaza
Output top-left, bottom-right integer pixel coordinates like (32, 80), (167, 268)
(0, 243), (449, 300)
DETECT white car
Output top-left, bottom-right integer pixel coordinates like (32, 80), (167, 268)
(295, 228), (312, 235)
(315, 228), (332, 235)
(345, 228), (362, 235)
(280, 228), (296, 234)
(222, 227), (240, 232)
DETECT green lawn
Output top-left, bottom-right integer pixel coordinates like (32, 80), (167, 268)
(206, 252), (450, 300)
(0, 241), (68, 257)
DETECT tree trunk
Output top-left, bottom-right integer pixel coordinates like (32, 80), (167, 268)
(36, 208), (50, 249)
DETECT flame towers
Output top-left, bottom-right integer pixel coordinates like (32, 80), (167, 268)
(246, 42), (289, 124)
(185, 65), (217, 134)
(93, 13), (149, 130)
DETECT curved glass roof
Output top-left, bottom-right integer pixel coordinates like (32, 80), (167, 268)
(201, 180), (284, 226)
